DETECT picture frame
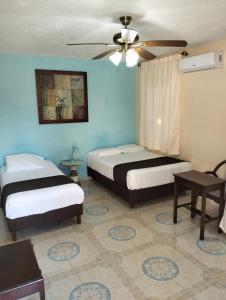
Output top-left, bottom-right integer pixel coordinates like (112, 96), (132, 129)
(35, 69), (88, 124)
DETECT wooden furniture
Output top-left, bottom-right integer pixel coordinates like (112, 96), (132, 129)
(0, 239), (45, 300)
(7, 204), (83, 241)
(173, 170), (225, 240)
(62, 160), (83, 184)
(88, 167), (174, 208)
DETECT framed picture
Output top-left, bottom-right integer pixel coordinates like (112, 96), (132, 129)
(35, 69), (88, 124)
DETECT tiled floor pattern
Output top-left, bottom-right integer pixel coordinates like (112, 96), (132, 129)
(1, 180), (226, 299)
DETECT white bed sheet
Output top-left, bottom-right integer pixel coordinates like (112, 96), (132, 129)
(0, 161), (84, 219)
(88, 150), (192, 190)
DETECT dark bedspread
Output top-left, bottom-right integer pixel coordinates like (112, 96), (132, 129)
(113, 156), (185, 187)
(0, 175), (74, 213)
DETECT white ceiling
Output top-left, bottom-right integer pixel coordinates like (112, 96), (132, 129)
(1, 0), (226, 59)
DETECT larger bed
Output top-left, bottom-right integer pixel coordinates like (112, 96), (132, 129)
(87, 145), (192, 207)
(0, 156), (84, 240)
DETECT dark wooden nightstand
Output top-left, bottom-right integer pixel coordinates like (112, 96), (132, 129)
(0, 239), (45, 299)
(173, 170), (225, 240)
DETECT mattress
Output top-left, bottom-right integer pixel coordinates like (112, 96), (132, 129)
(88, 150), (192, 190)
(0, 160), (84, 219)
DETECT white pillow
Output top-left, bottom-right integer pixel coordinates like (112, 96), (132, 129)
(117, 144), (144, 153)
(5, 153), (45, 173)
(90, 148), (123, 158)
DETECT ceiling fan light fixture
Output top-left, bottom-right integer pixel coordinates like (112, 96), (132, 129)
(126, 49), (139, 67)
(121, 28), (138, 43)
(109, 51), (122, 66)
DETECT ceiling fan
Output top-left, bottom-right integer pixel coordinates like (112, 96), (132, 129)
(67, 16), (188, 67)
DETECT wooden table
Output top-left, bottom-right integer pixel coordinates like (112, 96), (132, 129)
(0, 239), (45, 300)
(173, 170), (225, 240)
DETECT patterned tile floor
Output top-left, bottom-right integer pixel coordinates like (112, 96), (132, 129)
(1, 180), (226, 299)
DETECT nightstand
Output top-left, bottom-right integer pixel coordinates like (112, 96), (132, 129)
(62, 159), (83, 184)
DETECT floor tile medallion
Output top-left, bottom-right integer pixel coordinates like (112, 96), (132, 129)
(142, 256), (179, 281)
(155, 212), (181, 225)
(85, 204), (109, 216)
(69, 282), (111, 300)
(196, 237), (226, 255)
(83, 186), (90, 197)
(47, 242), (80, 261)
(108, 226), (136, 241)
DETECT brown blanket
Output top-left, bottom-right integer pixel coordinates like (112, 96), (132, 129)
(113, 156), (185, 187)
(0, 175), (74, 213)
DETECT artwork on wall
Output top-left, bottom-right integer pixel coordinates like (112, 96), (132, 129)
(35, 69), (88, 124)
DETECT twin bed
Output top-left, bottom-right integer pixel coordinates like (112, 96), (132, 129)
(88, 144), (192, 207)
(0, 154), (84, 240)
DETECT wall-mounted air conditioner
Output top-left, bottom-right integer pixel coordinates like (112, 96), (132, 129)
(179, 52), (224, 73)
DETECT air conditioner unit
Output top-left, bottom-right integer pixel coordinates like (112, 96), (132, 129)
(179, 52), (224, 73)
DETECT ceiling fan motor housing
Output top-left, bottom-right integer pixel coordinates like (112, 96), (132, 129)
(114, 16), (139, 46)
(113, 32), (139, 45)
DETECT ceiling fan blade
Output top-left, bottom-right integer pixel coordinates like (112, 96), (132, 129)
(67, 43), (116, 47)
(135, 48), (156, 60)
(141, 40), (188, 47)
(92, 49), (116, 60)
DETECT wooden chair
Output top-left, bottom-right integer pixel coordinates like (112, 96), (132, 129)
(205, 160), (226, 203)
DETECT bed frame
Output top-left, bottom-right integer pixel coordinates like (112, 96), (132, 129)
(6, 204), (83, 241)
(88, 167), (174, 208)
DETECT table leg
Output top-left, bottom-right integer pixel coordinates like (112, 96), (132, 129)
(200, 192), (207, 240)
(191, 189), (198, 219)
(39, 281), (45, 300)
(218, 184), (225, 233)
(173, 180), (179, 223)
(70, 166), (79, 183)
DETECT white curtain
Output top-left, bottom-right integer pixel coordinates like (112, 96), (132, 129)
(138, 54), (182, 155)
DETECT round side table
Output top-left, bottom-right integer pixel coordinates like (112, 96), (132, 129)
(61, 160), (83, 184)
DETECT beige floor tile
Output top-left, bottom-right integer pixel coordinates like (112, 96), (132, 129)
(46, 272), (81, 300)
(33, 236), (59, 259)
(119, 250), (149, 278)
(38, 255), (73, 277)
(68, 235), (99, 267)
(192, 248), (226, 269)
(143, 244), (185, 262)
(77, 265), (122, 288)
(55, 228), (87, 243)
(151, 219), (197, 236)
(99, 235), (135, 253)
(175, 229), (202, 255)
(131, 227), (154, 246)
(91, 220), (119, 240)
(175, 259), (203, 289)
(134, 274), (183, 299)
(194, 286), (226, 300)
(111, 284), (137, 300)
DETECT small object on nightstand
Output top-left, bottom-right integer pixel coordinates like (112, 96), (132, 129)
(71, 145), (79, 161)
(62, 159), (83, 184)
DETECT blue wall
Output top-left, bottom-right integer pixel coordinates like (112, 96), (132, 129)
(0, 53), (136, 176)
